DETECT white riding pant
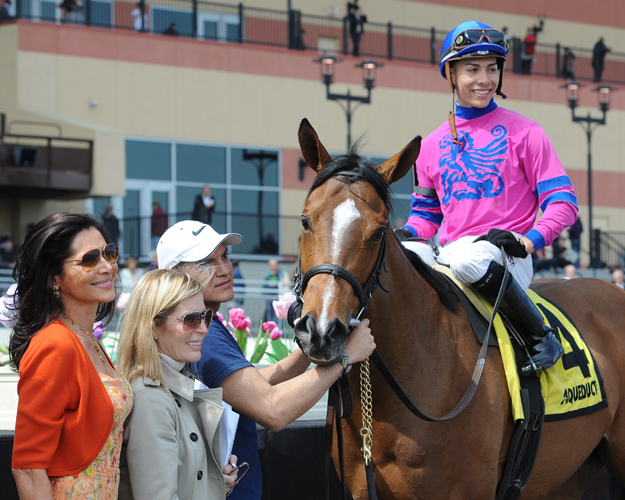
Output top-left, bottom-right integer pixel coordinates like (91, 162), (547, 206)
(402, 234), (533, 291)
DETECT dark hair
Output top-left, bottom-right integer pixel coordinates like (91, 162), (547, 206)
(9, 212), (116, 371)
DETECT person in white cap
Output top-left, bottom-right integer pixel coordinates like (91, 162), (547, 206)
(157, 221), (375, 500)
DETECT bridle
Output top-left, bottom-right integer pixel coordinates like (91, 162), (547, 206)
(288, 203), (390, 331)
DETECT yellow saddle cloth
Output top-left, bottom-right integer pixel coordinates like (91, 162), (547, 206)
(433, 265), (607, 423)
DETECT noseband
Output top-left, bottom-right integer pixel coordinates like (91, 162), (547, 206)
(288, 174), (390, 328)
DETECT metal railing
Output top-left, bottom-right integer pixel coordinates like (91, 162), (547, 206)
(5, 1), (625, 85)
(116, 210), (301, 262)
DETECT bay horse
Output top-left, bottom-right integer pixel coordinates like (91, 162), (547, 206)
(293, 118), (625, 499)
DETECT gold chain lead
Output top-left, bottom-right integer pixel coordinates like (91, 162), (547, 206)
(360, 357), (373, 465)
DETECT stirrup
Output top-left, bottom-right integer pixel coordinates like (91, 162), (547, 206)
(520, 331), (563, 377)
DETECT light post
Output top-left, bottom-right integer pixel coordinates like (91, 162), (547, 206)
(561, 81), (616, 268)
(314, 54), (383, 151)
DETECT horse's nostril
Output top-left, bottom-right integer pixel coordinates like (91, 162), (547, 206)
(326, 319), (348, 349)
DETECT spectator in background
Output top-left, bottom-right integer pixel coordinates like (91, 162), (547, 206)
(612, 269), (625, 289)
(232, 260), (245, 307)
(562, 47), (576, 80)
(163, 22), (178, 36)
(193, 185), (216, 225)
(130, 1), (148, 32)
(592, 37), (610, 82)
(501, 26), (510, 42)
(262, 259), (289, 323)
(535, 236), (571, 273)
(119, 257), (144, 294)
(347, 3), (367, 56)
(567, 216), (583, 267)
(521, 16), (544, 75)
(151, 201), (168, 250)
(147, 250), (158, 271)
(56, 0), (82, 22)
(564, 264), (577, 279)
(0, 237), (15, 269)
(521, 27), (537, 74)
(101, 204), (120, 246)
(0, 0), (12, 21)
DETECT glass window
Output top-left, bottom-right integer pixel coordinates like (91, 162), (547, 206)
(90, 0), (112, 27)
(123, 190), (141, 257)
(92, 197), (111, 218)
(232, 189), (279, 254)
(152, 8), (193, 36)
(176, 185), (226, 226)
(231, 148), (278, 187)
(177, 144), (227, 184)
(126, 140), (171, 180)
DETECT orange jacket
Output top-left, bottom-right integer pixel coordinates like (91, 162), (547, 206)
(12, 321), (114, 476)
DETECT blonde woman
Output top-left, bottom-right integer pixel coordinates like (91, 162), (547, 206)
(117, 270), (237, 499)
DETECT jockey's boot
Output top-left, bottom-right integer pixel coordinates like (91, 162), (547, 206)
(473, 262), (564, 377)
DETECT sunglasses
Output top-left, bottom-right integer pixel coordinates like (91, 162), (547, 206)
(63, 243), (119, 271)
(453, 29), (509, 52)
(163, 309), (213, 332)
(226, 462), (249, 496)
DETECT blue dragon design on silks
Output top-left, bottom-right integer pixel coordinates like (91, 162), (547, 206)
(439, 125), (508, 204)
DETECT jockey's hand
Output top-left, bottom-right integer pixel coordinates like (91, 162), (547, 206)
(393, 227), (413, 242)
(474, 229), (528, 258)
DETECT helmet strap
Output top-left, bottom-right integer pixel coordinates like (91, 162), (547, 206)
(495, 59), (507, 99)
(445, 62), (461, 145)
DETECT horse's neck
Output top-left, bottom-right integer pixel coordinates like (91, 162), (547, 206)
(369, 241), (463, 363)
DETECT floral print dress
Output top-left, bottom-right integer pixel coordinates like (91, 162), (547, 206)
(50, 374), (134, 500)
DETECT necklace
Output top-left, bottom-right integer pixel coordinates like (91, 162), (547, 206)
(62, 313), (108, 364)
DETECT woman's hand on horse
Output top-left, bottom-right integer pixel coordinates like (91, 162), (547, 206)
(344, 318), (376, 363)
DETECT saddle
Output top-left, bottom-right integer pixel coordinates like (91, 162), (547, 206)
(434, 265), (607, 500)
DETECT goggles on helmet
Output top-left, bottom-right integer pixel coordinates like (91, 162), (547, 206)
(452, 29), (509, 51)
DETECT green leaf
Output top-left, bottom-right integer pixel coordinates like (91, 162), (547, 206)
(0, 343), (8, 355)
(271, 339), (290, 360)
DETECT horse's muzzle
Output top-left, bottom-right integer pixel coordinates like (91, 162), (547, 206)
(294, 314), (348, 365)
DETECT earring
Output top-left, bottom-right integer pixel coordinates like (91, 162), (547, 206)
(53, 285), (60, 298)
(154, 336), (158, 340)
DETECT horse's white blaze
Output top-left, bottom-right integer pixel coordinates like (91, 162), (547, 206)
(318, 199), (361, 330)
(331, 199), (360, 260)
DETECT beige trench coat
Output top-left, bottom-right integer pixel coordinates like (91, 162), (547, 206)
(119, 354), (225, 500)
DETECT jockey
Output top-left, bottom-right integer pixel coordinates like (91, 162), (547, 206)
(396, 20), (578, 376)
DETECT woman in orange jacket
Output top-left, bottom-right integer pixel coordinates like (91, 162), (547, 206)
(10, 212), (133, 500)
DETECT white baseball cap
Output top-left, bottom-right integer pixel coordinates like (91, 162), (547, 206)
(157, 220), (242, 270)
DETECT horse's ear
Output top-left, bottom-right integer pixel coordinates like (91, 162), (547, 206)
(298, 118), (333, 174)
(377, 135), (422, 186)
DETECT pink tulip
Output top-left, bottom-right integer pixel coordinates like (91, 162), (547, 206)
(229, 308), (251, 331)
(116, 292), (131, 311)
(269, 327), (282, 341)
(0, 284), (17, 328)
(92, 321), (105, 340)
(262, 321), (277, 333)
(272, 292), (296, 320)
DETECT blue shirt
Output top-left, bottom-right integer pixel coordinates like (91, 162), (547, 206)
(190, 320), (261, 500)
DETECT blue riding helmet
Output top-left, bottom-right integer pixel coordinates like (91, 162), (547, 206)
(439, 20), (508, 78)
(439, 21), (509, 143)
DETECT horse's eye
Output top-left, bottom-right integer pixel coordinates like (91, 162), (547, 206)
(301, 217), (311, 231)
(371, 227), (385, 242)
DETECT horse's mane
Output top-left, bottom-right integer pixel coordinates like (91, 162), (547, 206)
(309, 149), (459, 314)
(308, 149), (392, 212)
